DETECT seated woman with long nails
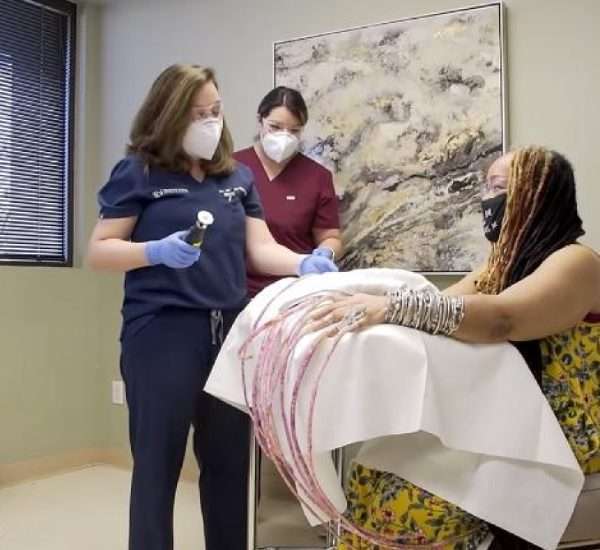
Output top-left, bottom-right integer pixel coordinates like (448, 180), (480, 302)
(310, 146), (600, 549)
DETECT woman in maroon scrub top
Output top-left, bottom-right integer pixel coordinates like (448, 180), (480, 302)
(234, 87), (343, 297)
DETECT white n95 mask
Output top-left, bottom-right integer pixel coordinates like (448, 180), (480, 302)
(182, 118), (223, 160)
(261, 131), (299, 163)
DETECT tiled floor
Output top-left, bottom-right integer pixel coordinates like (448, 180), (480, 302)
(0, 465), (203, 550)
(2, 462), (594, 549)
(0, 463), (326, 550)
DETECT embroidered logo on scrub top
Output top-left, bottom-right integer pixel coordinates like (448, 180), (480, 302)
(219, 186), (247, 203)
(152, 188), (189, 199)
(286, 195), (296, 200)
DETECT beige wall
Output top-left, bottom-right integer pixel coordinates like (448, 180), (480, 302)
(94, 0), (600, 452)
(3, 0), (599, 469)
(0, 4), (111, 470)
(96, 0), (600, 252)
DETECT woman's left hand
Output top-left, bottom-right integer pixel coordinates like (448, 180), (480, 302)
(307, 293), (387, 335)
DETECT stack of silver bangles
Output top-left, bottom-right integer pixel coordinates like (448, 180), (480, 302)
(384, 288), (465, 336)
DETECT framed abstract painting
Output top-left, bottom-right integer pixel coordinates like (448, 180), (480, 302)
(274, 2), (506, 273)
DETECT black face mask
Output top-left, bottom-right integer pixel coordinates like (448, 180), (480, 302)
(482, 193), (507, 242)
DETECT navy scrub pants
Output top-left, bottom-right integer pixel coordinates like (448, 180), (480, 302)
(120, 307), (249, 550)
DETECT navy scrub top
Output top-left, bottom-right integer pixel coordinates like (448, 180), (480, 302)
(97, 155), (264, 339)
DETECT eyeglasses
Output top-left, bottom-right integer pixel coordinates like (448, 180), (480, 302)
(481, 174), (508, 199)
(191, 101), (223, 121)
(263, 119), (303, 137)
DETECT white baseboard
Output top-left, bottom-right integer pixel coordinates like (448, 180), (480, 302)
(0, 447), (200, 488)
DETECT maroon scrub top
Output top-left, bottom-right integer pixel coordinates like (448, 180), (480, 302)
(234, 147), (340, 297)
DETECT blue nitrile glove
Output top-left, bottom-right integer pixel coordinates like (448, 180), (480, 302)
(312, 246), (335, 260)
(145, 230), (201, 269)
(297, 254), (338, 275)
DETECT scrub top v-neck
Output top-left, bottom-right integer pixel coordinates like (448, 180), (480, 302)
(233, 147), (339, 296)
(97, 155), (264, 339)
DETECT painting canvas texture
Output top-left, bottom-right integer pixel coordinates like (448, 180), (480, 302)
(274, 3), (504, 272)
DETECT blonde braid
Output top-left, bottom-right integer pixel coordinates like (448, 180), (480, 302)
(476, 147), (553, 295)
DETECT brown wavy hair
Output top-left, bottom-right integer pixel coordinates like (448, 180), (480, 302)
(126, 64), (235, 176)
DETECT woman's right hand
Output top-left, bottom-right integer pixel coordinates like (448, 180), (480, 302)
(145, 231), (201, 268)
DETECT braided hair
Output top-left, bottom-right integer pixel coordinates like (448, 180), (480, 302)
(476, 146), (585, 295)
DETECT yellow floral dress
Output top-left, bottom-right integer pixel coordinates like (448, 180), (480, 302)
(540, 318), (600, 473)
(339, 319), (600, 549)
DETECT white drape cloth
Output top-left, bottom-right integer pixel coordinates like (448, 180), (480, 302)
(205, 269), (584, 550)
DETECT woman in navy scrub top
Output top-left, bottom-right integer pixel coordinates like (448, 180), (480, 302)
(234, 87), (343, 297)
(87, 65), (336, 550)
